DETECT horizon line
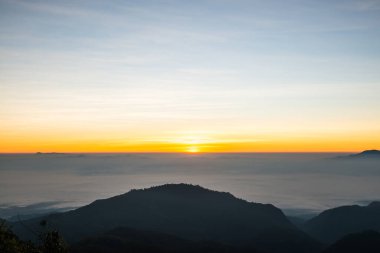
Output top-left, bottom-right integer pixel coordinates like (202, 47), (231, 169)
(0, 151), (363, 154)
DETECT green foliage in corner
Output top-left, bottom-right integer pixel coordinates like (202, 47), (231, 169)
(0, 219), (67, 253)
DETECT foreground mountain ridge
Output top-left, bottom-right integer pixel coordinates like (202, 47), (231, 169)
(7, 184), (380, 252)
(12, 183), (320, 253)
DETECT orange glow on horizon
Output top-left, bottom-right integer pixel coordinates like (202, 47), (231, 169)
(0, 133), (379, 153)
(0, 123), (379, 153)
(186, 146), (200, 153)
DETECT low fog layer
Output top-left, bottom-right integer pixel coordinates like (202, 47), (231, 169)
(0, 153), (379, 218)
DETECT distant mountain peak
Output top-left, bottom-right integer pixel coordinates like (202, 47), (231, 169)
(337, 150), (380, 159)
(356, 150), (380, 155)
(350, 150), (380, 158)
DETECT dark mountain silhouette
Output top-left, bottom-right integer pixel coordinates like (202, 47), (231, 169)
(12, 184), (320, 253)
(323, 230), (380, 253)
(304, 202), (380, 243)
(338, 150), (380, 159)
(70, 227), (258, 253)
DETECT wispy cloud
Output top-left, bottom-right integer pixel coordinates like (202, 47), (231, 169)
(340, 0), (380, 11)
(0, 201), (73, 219)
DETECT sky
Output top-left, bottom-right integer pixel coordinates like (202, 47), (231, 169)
(1, 0), (380, 153)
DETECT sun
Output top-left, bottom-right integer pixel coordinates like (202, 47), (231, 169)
(186, 146), (199, 153)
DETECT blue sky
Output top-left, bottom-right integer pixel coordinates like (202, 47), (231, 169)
(1, 0), (380, 152)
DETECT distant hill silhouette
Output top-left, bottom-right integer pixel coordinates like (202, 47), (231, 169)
(323, 230), (380, 253)
(304, 202), (380, 243)
(35, 152), (67, 155)
(12, 184), (320, 253)
(70, 227), (258, 253)
(337, 150), (380, 159)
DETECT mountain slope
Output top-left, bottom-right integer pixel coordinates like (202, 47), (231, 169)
(323, 230), (380, 253)
(12, 184), (320, 253)
(304, 202), (380, 243)
(70, 227), (258, 253)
